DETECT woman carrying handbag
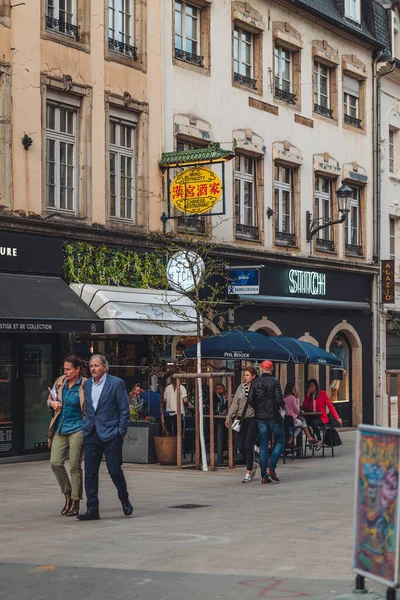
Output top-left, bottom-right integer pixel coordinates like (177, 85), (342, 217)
(225, 366), (258, 483)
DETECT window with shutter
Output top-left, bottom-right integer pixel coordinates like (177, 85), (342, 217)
(343, 76), (361, 128)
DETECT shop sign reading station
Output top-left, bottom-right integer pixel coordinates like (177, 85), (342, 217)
(170, 167), (222, 215)
(288, 269), (326, 296)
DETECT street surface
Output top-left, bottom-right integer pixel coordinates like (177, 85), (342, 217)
(0, 431), (389, 599)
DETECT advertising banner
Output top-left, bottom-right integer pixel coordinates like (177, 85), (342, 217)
(228, 268), (260, 295)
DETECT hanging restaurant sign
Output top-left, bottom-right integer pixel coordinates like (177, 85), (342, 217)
(381, 260), (395, 304)
(170, 167), (222, 215)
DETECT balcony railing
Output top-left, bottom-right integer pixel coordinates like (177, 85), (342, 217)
(275, 230), (296, 246)
(344, 114), (362, 128)
(236, 223), (259, 240)
(175, 48), (203, 67)
(178, 215), (206, 234)
(316, 238), (334, 252)
(46, 16), (80, 41)
(274, 87), (296, 104)
(314, 103), (333, 119)
(345, 243), (363, 256)
(108, 38), (138, 60)
(234, 72), (257, 90)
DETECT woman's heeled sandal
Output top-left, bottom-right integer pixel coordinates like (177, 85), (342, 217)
(61, 494), (71, 515)
(65, 500), (80, 516)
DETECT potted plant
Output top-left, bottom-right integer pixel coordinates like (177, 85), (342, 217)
(122, 405), (160, 464)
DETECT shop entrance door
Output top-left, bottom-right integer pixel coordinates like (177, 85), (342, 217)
(0, 341), (20, 455)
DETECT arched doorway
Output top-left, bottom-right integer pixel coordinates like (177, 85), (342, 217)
(326, 321), (362, 426)
(249, 317), (286, 388)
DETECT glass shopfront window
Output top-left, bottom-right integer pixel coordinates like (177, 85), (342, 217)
(23, 343), (53, 451)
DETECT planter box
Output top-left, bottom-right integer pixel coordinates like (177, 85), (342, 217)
(123, 422), (160, 464)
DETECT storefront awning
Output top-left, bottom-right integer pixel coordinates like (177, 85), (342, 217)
(70, 283), (198, 336)
(0, 273), (104, 333)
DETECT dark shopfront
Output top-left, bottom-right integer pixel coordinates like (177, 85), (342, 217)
(230, 261), (374, 426)
(0, 232), (103, 459)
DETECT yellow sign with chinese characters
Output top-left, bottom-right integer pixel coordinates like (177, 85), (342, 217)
(170, 167), (222, 215)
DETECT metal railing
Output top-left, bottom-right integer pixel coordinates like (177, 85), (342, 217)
(274, 87), (296, 104)
(345, 243), (363, 256)
(234, 72), (257, 90)
(316, 238), (334, 251)
(314, 103), (333, 119)
(175, 48), (203, 67)
(108, 38), (138, 60)
(46, 16), (80, 41)
(344, 114), (362, 128)
(235, 223), (259, 240)
(276, 230), (296, 245)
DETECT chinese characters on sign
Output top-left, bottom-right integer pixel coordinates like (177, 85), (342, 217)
(170, 167), (222, 215)
(353, 425), (400, 587)
(381, 260), (395, 304)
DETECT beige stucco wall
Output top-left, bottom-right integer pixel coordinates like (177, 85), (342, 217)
(1, 0), (162, 231)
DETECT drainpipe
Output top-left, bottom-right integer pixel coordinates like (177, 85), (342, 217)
(373, 47), (396, 425)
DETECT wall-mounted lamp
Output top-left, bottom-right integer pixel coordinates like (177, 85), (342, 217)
(306, 182), (353, 242)
(267, 207), (274, 219)
(21, 134), (33, 150)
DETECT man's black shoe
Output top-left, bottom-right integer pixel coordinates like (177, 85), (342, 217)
(77, 510), (100, 521)
(122, 500), (133, 516)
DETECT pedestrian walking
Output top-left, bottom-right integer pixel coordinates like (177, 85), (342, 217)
(77, 354), (132, 521)
(48, 355), (86, 517)
(247, 360), (285, 484)
(225, 366), (258, 483)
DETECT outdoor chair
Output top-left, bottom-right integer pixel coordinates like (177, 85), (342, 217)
(303, 422), (335, 458)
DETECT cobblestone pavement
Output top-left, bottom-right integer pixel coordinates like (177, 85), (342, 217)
(0, 431), (386, 599)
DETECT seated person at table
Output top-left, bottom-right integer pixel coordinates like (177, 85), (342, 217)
(303, 379), (342, 442)
(283, 383), (319, 448)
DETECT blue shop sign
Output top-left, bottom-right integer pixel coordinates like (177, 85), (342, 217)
(228, 268), (260, 295)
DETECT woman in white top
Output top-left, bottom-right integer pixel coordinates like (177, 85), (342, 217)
(163, 378), (188, 436)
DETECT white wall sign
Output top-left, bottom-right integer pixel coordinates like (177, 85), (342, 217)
(288, 269), (326, 296)
(167, 251), (205, 293)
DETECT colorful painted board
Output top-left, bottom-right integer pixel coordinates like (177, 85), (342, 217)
(353, 425), (400, 586)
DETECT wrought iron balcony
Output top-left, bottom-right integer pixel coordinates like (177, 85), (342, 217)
(274, 87), (296, 104)
(345, 243), (363, 256)
(178, 215), (206, 234)
(236, 223), (259, 240)
(344, 114), (362, 128)
(314, 104), (333, 119)
(175, 48), (203, 67)
(275, 230), (296, 246)
(108, 38), (138, 60)
(316, 238), (334, 252)
(46, 16), (80, 41)
(234, 72), (257, 90)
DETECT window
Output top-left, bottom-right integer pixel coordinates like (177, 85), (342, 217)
(108, 0), (137, 59)
(345, 0), (361, 23)
(109, 118), (136, 220)
(234, 155), (258, 240)
(274, 45), (295, 104)
(274, 165), (295, 244)
(315, 177), (333, 251)
(233, 27), (256, 89)
(46, 103), (77, 212)
(46, 0), (79, 40)
(390, 217), (396, 260)
(343, 75), (361, 128)
(175, 1), (202, 66)
(314, 62), (332, 118)
(345, 187), (362, 253)
(389, 129), (395, 174)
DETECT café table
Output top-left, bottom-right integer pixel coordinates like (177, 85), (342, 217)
(204, 414), (226, 465)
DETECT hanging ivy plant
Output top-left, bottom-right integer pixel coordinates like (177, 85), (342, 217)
(63, 242), (166, 289)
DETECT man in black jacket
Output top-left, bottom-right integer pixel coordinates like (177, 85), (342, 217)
(248, 360), (285, 484)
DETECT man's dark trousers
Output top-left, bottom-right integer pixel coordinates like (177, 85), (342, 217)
(84, 429), (128, 512)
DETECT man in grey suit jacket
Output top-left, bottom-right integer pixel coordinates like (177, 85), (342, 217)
(77, 354), (132, 521)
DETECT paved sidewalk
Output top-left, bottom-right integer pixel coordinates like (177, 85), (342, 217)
(0, 431), (384, 599)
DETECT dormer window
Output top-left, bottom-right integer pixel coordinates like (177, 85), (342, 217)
(345, 0), (361, 24)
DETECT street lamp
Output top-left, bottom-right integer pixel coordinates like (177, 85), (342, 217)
(306, 182), (353, 242)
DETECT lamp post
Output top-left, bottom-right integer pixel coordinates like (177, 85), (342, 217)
(306, 182), (353, 242)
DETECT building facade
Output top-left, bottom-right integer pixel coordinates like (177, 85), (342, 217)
(162, 0), (391, 426)
(0, 0), (163, 458)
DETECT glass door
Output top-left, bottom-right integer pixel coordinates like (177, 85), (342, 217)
(23, 343), (53, 452)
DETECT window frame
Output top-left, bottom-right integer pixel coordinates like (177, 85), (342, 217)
(345, 0), (361, 23)
(234, 154), (257, 237)
(175, 1), (201, 62)
(46, 100), (78, 214)
(46, 0), (79, 39)
(274, 44), (292, 94)
(108, 115), (137, 222)
(314, 62), (333, 118)
(314, 176), (333, 246)
(345, 186), (361, 248)
(390, 217), (396, 261)
(389, 129), (395, 174)
(274, 164), (294, 236)
(108, 0), (136, 59)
